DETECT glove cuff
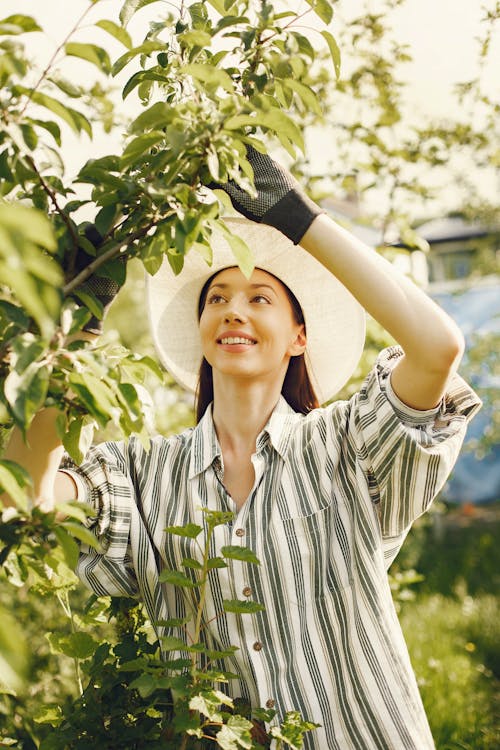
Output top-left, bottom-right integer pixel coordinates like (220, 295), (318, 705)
(262, 189), (324, 245)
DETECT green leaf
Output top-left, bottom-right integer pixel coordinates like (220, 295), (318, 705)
(162, 635), (187, 651)
(0, 14), (41, 35)
(222, 600), (265, 614)
(31, 118), (61, 146)
(0, 203), (56, 252)
(4, 362), (49, 427)
(129, 672), (163, 697)
(215, 714), (253, 750)
(95, 19), (132, 49)
(62, 417), (94, 464)
(47, 74), (82, 98)
(67, 372), (116, 424)
(283, 79), (322, 116)
(24, 90), (91, 135)
(119, 0), (164, 27)
(61, 521), (101, 550)
(223, 110), (304, 153)
(270, 710), (320, 748)
(305, 0), (334, 25)
(33, 704), (63, 727)
(46, 631), (98, 660)
(159, 569), (199, 587)
(221, 546), (260, 565)
(65, 42), (112, 74)
(54, 526), (80, 570)
(291, 31), (315, 59)
(165, 523), (203, 539)
(72, 289), (104, 320)
(54, 500), (95, 525)
(225, 230), (254, 279)
(181, 63), (234, 92)
(20, 123), (38, 150)
(121, 130), (166, 167)
(129, 101), (174, 134)
(179, 29), (212, 48)
(190, 689), (234, 722)
(0, 460), (30, 508)
(321, 30), (341, 79)
(207, 557), (227, 570)
(112, 40), (167, 75)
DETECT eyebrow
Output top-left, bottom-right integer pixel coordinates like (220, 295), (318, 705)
(209, 283), (277, 293)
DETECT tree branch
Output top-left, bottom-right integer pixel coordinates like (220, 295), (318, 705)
(62, 220), (161, 296)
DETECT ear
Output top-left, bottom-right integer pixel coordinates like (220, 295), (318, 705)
(288, 324), (307, 357)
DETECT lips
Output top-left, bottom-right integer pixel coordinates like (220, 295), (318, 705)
(219, 336), (256, 345)
(216, 331), (257, 345)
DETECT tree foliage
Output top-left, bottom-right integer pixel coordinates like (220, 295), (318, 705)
(1, 0), (499, 746)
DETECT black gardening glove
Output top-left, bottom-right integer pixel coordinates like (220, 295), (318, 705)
(73, 224), (123, 334)
(211, 145), (323, 244)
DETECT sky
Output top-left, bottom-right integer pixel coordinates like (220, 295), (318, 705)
(2, 0), (499, 215)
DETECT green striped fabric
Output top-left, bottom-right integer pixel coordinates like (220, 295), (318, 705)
(65, 347), (481, 749)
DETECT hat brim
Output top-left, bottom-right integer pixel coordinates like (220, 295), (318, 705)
(146, 217), (365, 404)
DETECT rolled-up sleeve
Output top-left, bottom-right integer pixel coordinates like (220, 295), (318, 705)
(61, 442), (140, 598)
(352, 346), (482, 566)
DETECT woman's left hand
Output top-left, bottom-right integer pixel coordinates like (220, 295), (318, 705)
(210, 145), (323, 245)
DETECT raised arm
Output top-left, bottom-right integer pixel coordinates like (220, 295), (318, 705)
(213, 146), (464, 409)
(300, 214), (464, 409)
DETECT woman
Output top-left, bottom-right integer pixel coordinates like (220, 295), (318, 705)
(4, 149), (481, 748)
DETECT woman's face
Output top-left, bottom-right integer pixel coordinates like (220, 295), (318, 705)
(198, 267), (306, 386)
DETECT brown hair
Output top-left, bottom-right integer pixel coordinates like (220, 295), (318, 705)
(195, 269), (319, 422)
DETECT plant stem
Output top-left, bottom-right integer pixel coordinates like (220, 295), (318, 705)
(57, 590), (83, 695)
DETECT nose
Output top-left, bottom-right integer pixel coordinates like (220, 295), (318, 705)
(224, 308), (247, 324)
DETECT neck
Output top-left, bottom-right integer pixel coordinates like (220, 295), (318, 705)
(211, 375), (282, 454)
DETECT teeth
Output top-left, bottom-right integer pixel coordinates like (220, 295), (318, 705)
(220, 337), (255, 345)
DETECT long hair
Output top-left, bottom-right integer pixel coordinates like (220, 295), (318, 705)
(195, 269), (319, 422)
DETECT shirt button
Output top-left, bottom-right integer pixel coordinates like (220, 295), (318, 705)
(235, 528), (245, 537)
(265, 698), (275, 709)
(252, 641), (263, 651)
(242, 586), (252, 597)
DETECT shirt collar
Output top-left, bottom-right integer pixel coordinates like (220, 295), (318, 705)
(188, 395), (298, 479)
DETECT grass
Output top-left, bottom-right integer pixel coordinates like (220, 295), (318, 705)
(401, 594), (499, 749)
(395, 504), (500, 749)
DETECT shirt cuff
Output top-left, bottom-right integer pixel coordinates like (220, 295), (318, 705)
(58, 468), (86, 502)
(386, 371), (441, 426)
(377, 346), (482, 428)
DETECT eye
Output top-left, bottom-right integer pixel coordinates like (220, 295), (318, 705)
(251, 294), (271, 304)
(206, 293), (226, 304)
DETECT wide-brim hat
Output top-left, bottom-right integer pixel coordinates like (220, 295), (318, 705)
(146, 217), (365, 405)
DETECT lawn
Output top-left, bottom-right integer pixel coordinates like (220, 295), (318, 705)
(395, 503), (500, 749)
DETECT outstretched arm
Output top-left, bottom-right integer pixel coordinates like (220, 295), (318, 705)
(214, 146), (464, 409)
(300, 214), (464, 409)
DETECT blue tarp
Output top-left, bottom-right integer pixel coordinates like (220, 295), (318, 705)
(431, 280), (499, 504)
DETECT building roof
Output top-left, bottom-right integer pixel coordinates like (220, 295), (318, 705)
(414, 215), (499, 245)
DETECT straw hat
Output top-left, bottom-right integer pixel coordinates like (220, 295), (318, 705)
(146, 217), (365, 405)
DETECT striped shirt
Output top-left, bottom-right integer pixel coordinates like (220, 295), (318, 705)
(66, 347), (481, 749)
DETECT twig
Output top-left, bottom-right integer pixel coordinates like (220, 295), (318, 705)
(24, 155), (80, 250)
(18, 3), (96, 119)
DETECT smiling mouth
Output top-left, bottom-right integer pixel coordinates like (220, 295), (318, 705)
(218, 336), (256, 345)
